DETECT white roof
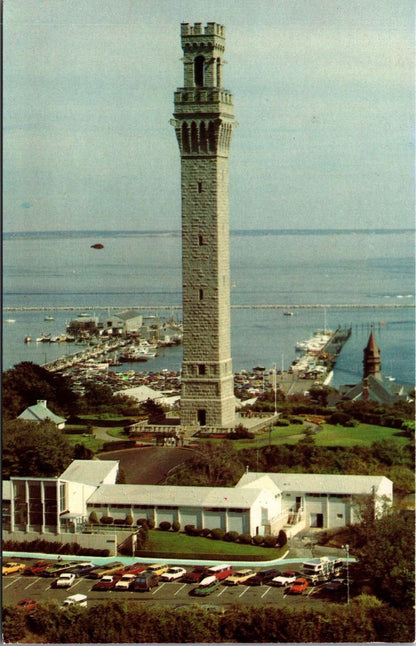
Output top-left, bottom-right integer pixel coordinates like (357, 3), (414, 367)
(87, 484), (266, 508)
(60, 460), (119, 487)
(115, 385), (163, 402)
(236, 472), (392, 496)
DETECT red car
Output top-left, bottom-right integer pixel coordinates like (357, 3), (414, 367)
(118, 564), (145, 577)
(23, 561), (54, 576)
(182, 567), (208, 584)
(288, 577), (309, 594)
(17, 598), (37, 612)
(92, 574), (122, 591)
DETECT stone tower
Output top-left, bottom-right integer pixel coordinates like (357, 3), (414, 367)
(171, 22), (236, 427)
(363, 329), (382, 379)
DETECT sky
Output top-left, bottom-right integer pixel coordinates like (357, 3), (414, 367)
(3, 0), (415, 232)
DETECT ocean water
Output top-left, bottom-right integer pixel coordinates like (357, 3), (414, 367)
(3, 229), (415, 386)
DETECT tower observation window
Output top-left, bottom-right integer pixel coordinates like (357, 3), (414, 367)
(194, 56), (204, 87)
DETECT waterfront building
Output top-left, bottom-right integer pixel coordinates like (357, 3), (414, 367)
(171, 23), (236, 428)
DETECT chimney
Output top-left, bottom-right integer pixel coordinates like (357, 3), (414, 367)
(37, 400), (47, 407)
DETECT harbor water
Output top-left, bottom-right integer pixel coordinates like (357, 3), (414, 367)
(3, 229), (415, 387)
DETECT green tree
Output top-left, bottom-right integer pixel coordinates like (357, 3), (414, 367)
(2, 420), (74, 478)
(2, 361), (79, 420)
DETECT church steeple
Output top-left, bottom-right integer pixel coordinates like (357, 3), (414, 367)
(363, 329), (382, 379)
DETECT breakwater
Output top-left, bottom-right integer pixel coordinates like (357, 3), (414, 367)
(4, 303), (414, 312)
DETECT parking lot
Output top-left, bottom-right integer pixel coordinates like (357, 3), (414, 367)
(3, 560), (346, 611)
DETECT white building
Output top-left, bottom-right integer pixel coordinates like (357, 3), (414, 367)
(17, 400), (66, 430)
(2, 460), (393, 547)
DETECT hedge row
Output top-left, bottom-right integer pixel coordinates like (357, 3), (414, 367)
(184, 525), (287, 547)
(2, 538), (110, 557)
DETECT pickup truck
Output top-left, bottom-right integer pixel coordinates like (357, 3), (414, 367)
(55, 572), (76, 588)
(115, 574), (137, 590)
(271, 571), (297, 587)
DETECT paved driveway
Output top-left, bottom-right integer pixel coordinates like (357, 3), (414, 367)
(98, 447), (194, 484)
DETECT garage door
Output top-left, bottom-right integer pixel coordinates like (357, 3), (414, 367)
(203, 511), (225, 530)
(179, 507), (201, 527)
(227, 512), (249, 534)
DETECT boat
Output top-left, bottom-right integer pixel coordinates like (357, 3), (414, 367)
(44, 316), (55, 321)
(283, 311), (294, 316)
(5, 319), (16, 323)
(24, 336), (32, 343)
(90, 243), (104, 249)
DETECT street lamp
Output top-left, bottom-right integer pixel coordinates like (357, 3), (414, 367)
(272, 363), (277, 415)
(342, 543), (350, 605)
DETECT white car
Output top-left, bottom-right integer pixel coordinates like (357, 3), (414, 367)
(271, 571), (297, 587)
(115, 574), (137, 590)
(55, 572), (76, 588)
(161, 567), (186, 582)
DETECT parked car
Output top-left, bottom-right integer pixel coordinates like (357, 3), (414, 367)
(55, 572), (76, 589)
(92, 574), (122, 591)
(118, 563), (145, 577)
(71, 563), (96, 578)
(181, 566), (208, 584)
(271, 571), (297, 587)
(324, 580), (346, 593)
(88, 562), (125, 579)
(2, 562), (26, 576)
(206, 564), (233, 581)
(224, 569), (255, 585)
(40, 561), (79, 578)
(17, 598), (37, 612)
(146, 563), (169, 576)
(288, 577), (309, 594)
(115, 574), (137, 590)
(61, 594), (87, 608)
(133, 572), (159, 591)
(246, 569), (280, 586)
(191, 576), (220, 597)
(161, 567), (186, 582)
(23, 561), (54, 576)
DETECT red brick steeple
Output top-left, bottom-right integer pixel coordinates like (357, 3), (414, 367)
(363, 329), (381, 379)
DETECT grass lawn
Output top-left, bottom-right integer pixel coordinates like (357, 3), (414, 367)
(65, 434), (104, 452)
(231, 422), (407, 450)
(144, 530), (285, 560)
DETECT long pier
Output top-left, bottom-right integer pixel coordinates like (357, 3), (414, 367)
(3, 303), (414, 312)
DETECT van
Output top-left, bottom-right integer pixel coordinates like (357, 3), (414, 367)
(133, 572), (159, 591)
(62, 594), (87, 608)
(207, 564), (233, 581)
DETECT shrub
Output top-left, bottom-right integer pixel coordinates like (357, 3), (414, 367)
(147, 518), (155, 529)
(100, 516), (114, 525)
(171, 520), (180, 532)
(210, 528), (225, 540)
(223, 531), (239, 542)
(200, 528), (211, 537)
(125, 514), (134, 526)
(263, 535), (278, 548)
(185, 524), (196, 536)
(114, 518), (126, 525)
(252, 534), (264, 546)
(328, 412), (352, 426)
(275, 419), (290, 426)
(238, 533), (252, 544)
(137, 518), (148, 528)
(89, 511), (99, 524)
(159, 521), (171, 531)
(277, 529), (287, 547)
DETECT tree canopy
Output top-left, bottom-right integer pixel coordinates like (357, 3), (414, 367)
(3, 420), (74, 479)
(2, 361), (79, 420)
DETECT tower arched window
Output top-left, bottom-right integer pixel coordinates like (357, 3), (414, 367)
(208, 121), (216, 153)
(199, 122), (207, 153)
(216, 58), (222, 87)
(182, 122), (190, 153)
(191, 122), (198, 153)
(194, 55), (205, 87)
